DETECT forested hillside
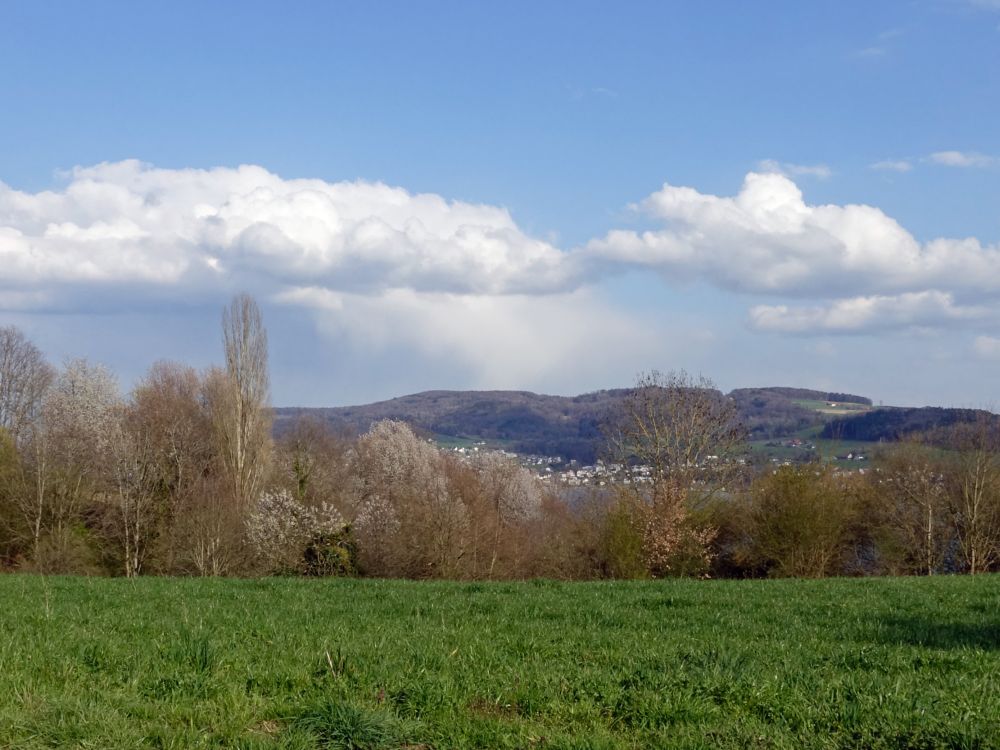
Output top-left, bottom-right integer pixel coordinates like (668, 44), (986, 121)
(820, 406), (1000, 443)
(275, 386), (877, 460)
(276, 389), (627, 462)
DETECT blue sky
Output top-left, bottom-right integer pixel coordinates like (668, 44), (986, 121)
(1, 1), (999, 407)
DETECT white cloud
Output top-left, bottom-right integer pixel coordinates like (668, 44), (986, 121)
(0, 153), (661, 392)
(870, 159), (913, 172)
(927, 150), (998, 168)
(5, 160), (1000, 343)
(276, 286), (654, 392)
(756, 159), (832, 179)
(586, 171), (1000, 302)
(749, 291), (989, 334)
(0, 160), (571, 302)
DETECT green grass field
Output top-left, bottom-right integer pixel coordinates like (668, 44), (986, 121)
(748, 437), (875, 469)
(1, 575), (998, 749)
(792, 400), (872, 414)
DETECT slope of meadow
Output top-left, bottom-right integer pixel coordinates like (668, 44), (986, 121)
(0, 575), (997, 749)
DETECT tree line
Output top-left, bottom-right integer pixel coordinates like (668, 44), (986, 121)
(1, 298), (998, 579)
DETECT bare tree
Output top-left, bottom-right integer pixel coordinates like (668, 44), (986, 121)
(274, 415), (357, 511)
(608, 371), (746, 500)
(194, 367), (248, 576)
(0, 326), (54, 442)
(9, 419), (48, 561)
(129, 361), (218, 573)
(605, 370), (746, 577)
(131, 361), (215, 505)
(947, 417), (1000, 574)
(217, 294), (271, 510)
(0, 428), (22, 562)
(108, 408), (157, 577)
(16, 359), (119, 569)
(873, 443), (951, 576)
(475, 452), (541, 578)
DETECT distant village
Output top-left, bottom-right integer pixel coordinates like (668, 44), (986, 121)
(445, 442), (655, 486)
(445, 437), (870, 483)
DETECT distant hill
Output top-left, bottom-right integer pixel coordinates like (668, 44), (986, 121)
(741, 388), (872, 406)
(820, 407), (999, 443)
(729, 387), (871, 440)
(275, 385), (876, 462)
(275, 389), (629, 463)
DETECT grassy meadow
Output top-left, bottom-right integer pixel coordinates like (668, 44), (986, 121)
(791, 400), (872, 415)
(0, 574), (998, 749)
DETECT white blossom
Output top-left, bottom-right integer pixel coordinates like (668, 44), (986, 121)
(245, 489), (344, 572)
(476, 451), (542, 523)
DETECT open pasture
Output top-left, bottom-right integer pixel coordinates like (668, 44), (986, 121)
(0, 575), (997, 749)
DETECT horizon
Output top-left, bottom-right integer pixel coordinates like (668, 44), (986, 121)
(2, 1), (1000, 409)
(273, 382), (989, 413)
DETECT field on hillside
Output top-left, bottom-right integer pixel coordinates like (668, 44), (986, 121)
(748, 436), (876, 468)
(1, 576), (998, 749)
(792, 400), (872, 415)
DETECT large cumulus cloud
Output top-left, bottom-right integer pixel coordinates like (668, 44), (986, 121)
(0, 160), (573, 306)
(587, 171), (1000, 333)
(588, 171), (1000, 297)
(3, 160), (1000, 339)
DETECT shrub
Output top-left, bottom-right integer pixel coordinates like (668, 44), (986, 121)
(246, 489), (346, 575)
(303, 527), (358, 577)
(24, 526), (102, 575)
(601, 497), (647, 579)
(741, 465), (860, 578)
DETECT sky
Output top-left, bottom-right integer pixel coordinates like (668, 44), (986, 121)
(1, 0), (999, 408)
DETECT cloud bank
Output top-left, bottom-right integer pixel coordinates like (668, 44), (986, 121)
(749, 292), (989, 334)
(2, 160), (1000, 342)
(0, 160), (571, 305)
(586, 171), (1000, 333)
